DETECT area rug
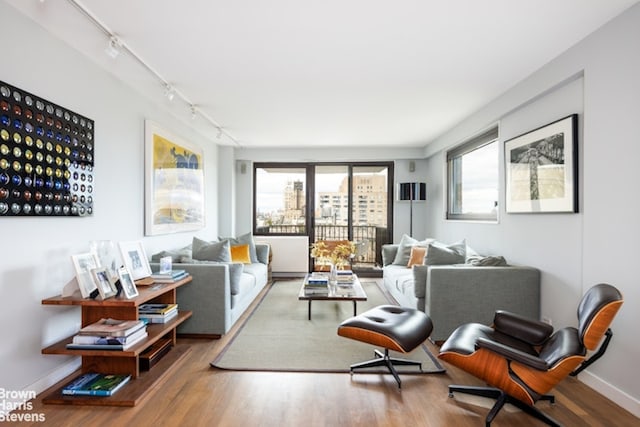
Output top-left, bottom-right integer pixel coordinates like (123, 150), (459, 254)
(211, 280), (445, 374)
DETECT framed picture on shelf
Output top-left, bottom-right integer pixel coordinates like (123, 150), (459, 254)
(144, 120), (205, 236)
(91, 267), (117, 300)
(71, 253), (100, 298)
(117, 266), (139, 299)
(505, 114), (578, 214)
(118, 241), (152, 281)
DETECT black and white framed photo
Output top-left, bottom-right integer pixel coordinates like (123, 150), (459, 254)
(71, 253), (100, 298)
(117, 266), (139, 299)
(91, 267), (117, 300)
(505, 114), (578, 213)
(118, 241), (152, 281)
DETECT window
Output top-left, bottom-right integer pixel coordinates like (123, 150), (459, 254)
(254, 165), (307, 234)
(447, 127), (499, 221)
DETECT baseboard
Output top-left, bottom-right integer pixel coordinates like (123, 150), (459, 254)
(579, 370), (640, 418)
(28, 358), (81, 396)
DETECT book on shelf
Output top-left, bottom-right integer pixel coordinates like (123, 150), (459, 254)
(138, 303), (178, 315)
(150, 270), (188, 283)
(61, 372), (131, 396)
(71, 327), (148, 345)
(77, 318), (146, 337)
(139, 309), (179, 323)
(66, 330), (148, 350)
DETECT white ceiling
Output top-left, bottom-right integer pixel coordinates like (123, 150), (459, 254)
(5, 0), (639, 148)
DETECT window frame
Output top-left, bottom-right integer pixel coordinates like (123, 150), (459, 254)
(446, 126), (499, 222)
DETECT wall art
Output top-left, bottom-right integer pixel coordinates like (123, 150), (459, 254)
(144, 120), (204, 235)
(0, 80), (94, 216)
(505, 114), (578, 213)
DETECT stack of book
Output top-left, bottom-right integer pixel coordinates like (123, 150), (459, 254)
(61, 372), (131, 396)
(304, 274), (329, 294)
(66, 318), (147, 351)
(336, 269), (354, 284)
(150, 269), (188, 283)
(138, 303), (179, 323)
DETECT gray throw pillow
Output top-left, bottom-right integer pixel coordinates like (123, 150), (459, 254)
(219, 232), (258, 263)
(425, 240), (466, 265)
(469, 256), (508, 266)
(150, 244), (193, 263)
(192, 237), (231, 263)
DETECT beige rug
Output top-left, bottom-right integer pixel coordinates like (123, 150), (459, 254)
(211, 280), (445, 374)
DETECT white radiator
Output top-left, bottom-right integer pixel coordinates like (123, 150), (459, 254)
(255, 236), (309, 276)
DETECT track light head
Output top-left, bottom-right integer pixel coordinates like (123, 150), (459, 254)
(105, 36), (121, 59)
(190, 105), (197, 120)
(163, 84), (175, 101)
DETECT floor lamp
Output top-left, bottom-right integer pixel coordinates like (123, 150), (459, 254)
(398, 182), (426, 236)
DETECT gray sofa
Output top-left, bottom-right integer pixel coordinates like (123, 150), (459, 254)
(150, 241), (269, 338)
(382, 243), (540, 342)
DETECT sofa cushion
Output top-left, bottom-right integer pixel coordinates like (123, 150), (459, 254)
(393, 234), (434, 265)
(425, 240), (466, 265)
(192, 237), (231, 263)
(230, 244), (251, 264)
(407, 246), (427, 267)
(219, 232), (258, 263)
(150, 244), (192, 263)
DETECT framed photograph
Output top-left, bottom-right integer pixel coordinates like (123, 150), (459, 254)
(505, 114), (578, 213)
(117, 266), (139, 299)
(71, 253), (100, 298)
(91, 267), (117, 300)
(144, 120), (205, 235)
(118, 241), (152, 281)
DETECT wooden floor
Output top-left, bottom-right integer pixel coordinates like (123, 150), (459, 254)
(17, 283), (638, 427)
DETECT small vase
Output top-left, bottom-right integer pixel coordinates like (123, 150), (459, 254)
(329, 263), (338, 284)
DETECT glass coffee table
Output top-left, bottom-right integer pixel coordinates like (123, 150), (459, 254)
(298, 273), (368, 320)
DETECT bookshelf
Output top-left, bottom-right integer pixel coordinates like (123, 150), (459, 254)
(40, 276), (193, 406)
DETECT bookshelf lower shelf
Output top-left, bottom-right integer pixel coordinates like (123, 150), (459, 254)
(41, 344), (191, 407)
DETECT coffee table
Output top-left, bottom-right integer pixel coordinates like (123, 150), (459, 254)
(298, 274), (368, 320)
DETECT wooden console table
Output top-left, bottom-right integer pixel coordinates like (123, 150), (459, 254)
(40, 276), (193, 406)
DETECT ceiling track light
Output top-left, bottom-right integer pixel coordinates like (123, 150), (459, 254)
(66, 0), (240, 146)
(190, 105), (197, 120)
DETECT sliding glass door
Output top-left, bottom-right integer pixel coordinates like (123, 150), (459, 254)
(254, 162), (393, 275)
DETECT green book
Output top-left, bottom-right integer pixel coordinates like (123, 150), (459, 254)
(61, 372), (131, 396)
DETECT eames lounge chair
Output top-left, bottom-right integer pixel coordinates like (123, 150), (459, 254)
(438, 283), (623, 426)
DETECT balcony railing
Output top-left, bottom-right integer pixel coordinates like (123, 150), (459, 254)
(256, 224), (389, 269)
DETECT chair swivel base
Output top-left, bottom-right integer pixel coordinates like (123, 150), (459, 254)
(448, 385), (559, 427)
(350, 348), (423, 389)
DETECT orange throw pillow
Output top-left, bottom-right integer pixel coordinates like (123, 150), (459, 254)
(407, 246), (427, 267)
(230, 244), (251, 264)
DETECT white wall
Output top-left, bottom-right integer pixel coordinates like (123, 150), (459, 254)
(424, 4), (639, 416)
(0, 3), (219, 394)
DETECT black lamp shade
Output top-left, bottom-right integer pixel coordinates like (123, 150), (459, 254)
(398, 182), (426, 201)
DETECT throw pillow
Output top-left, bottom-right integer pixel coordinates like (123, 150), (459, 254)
(175, 257), (244, 294)
(192, 237), (231, 263)
(230, 244), (251, 264)
(150, 244), (193, 263)
(392, 234), (434, 265)
(407, 246), (427, 267)
(425, 240), (466, 265)
(469, 256), (508, 266)
(219, 232), (258, 263)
